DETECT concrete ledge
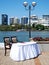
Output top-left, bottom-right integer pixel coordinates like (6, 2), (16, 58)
(37, 41), (49, 44)
(36, 41), (49, 52)
(0, 43), (4, 48)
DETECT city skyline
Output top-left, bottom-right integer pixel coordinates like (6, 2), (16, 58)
(0, 0), (49, 24)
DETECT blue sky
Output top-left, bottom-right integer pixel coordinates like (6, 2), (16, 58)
(0, 0), (49, 24)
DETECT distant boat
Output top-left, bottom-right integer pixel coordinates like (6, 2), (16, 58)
(16, 30), (21, 32)
(16, 29), (26, 32)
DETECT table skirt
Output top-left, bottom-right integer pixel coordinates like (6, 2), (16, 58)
(10, 42), (40, 61)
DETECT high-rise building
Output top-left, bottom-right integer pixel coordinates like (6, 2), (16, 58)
(21, 16), (28, 25)
(31, 15), (38, 26)
(31, 15), (38, 20)
(38, 18), (49, 26)
(10, 17), (20, 25)
(14, 17), (20, 24)
(10, 18), (14, 25)
(43, 15), (49, 20)
(2, 14), (8, 25)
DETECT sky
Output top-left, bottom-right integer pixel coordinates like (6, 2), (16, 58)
(0, 0), (49, 24)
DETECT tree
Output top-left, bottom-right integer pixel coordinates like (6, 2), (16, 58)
(32, 23), (36, 28)
(36, 24), (45, 30)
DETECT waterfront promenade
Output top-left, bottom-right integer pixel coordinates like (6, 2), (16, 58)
(0, 48), (49, 65)
(0, 41), (49, 65)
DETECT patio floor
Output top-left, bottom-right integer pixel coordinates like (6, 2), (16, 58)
(0, 48), (49, 65)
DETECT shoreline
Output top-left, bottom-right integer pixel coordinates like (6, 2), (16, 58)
(0, 30), (49, 31)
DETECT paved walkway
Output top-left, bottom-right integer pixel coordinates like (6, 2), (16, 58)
(0, 48), (49, 65)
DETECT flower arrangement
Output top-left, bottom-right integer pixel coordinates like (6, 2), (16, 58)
(33, 37), (49, 41)
(33, 37), (43, 41)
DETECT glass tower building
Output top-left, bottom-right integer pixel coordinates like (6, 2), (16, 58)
(2, 14), (8, 25)
(21, 16), (28, 25)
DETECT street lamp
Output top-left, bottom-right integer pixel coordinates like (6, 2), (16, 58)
(23, 2), (36, 39)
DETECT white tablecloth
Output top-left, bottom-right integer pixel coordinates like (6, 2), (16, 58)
(10, 41), (40, 61)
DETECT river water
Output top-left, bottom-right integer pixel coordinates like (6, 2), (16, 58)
(0, 31), (49, 42)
